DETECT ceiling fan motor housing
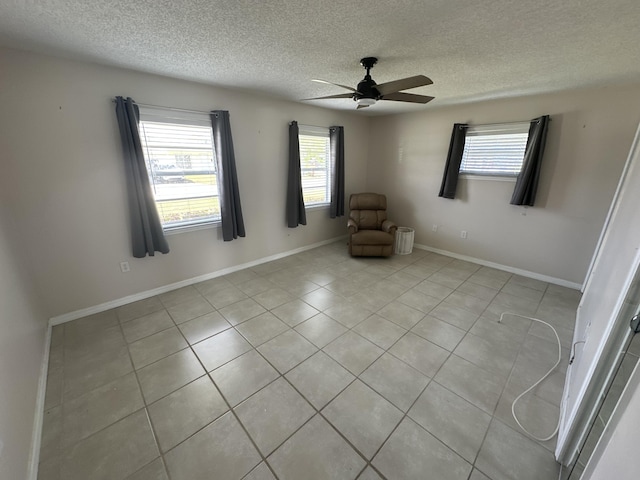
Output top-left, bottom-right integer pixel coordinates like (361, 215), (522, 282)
(356, 78), (380, 101)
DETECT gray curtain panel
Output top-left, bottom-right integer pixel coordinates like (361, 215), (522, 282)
(286, 121), (307, 227)
(210, 110), (245, 241)
(329, 125), (345, 218)
(511, 115), (550, 206)
(439, 123), (469, 199)
(114, 96), (170, 258)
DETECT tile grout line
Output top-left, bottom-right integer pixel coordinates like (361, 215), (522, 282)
(115, 313), (173, 480)
(234, 250), (405, 477)
(466, 274), (524, 473)
(51, 313), (172, 479)
(225, 319), (369, 477)
(50, 317), (165, 466)
(356, 261), (503, 465)
(167, 286), (284, 480)
(276, 260), (486, 477)
(126, 292), (226, 479)
(423, 268), (544, 473)
(139, 307), (276, 477)
(468, 270), (533, 469)
(179, 252), (488, 477)
(202, 252), (446, 478)
(468, 279), (559, 475)
(359, 267), (553, 477)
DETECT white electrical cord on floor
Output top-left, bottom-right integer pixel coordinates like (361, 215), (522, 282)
(499, 312), (563, 443)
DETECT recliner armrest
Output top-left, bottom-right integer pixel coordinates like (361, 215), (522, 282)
(347, 219), (359, 234)
(381, 220), (397, 234)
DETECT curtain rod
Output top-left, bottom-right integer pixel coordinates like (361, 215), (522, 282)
(111, 98), (211, 116)
(467, 117), (552, 128)
(299, 123), (331, 129)
(291, 121), (338, 131)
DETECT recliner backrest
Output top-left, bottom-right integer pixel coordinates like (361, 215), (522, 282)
(349, 193), (388, 230)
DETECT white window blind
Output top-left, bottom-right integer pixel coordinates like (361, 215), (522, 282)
(299, 125), (331, 206)
(460, 123), (530, 177)
(138, 108), (220, 231)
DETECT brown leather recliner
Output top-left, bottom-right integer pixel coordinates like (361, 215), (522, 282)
(347, 193), (398, 257)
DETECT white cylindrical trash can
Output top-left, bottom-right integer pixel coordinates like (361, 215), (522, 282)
(395, 227), (415, 255)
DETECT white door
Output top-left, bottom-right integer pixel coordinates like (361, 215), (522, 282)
(557, 122), (640, 463)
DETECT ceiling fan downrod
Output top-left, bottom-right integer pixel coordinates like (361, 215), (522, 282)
(357, 57), (380, 103)
(360, 57), (378, 77)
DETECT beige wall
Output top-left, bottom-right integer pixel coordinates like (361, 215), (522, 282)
(0, 47), (370, 318)
(368, 87), (640, 284)
(0, 204), (47, 479)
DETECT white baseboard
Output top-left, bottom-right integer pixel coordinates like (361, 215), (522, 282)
(27, 323), (52, 480)
(49, 235), (347, 326)
(414, 243), (582, 290)
(50, 236), (578, 327)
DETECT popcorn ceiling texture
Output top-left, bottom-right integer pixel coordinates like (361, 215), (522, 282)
(0, 0), (639, 114)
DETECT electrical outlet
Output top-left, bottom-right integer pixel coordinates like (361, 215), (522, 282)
(461, 230), (467, 239)
(432, 224), (438, 232)
(120, 261), (130, 273)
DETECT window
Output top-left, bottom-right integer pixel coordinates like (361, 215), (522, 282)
(460, 123), (530, 177)
(298, 125), (331, 206)
(138, 107), (219, 231)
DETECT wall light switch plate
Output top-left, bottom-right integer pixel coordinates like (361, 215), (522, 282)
(461, 230), (467, 239)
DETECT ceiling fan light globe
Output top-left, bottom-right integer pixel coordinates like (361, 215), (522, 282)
(357, 97), (376, 107)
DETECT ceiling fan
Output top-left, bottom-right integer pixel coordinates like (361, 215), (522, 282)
(304, 57), (434, 109)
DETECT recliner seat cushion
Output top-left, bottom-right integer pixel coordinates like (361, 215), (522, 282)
(351, 230), (394, 246)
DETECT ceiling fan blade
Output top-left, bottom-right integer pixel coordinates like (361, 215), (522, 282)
(381, 92), (435, 104)
(302, 93), (354, 101)
(312, 79), (360, 93)
(375, 75), (433, 95)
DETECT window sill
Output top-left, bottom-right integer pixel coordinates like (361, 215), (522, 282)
(163, 221), (221, 236)
(460, 174), (517, 183)
(306, 203), (330, 211)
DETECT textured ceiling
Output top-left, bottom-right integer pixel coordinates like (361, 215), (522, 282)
(1, 0), (640, 115)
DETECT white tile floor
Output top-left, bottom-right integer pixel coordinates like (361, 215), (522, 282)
(38, 241), (580, 480)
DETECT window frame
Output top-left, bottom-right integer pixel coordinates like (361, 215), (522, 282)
(298, 124), (332, 208)
(138, 106), (221, 233)
(459, 122), (530, 179)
